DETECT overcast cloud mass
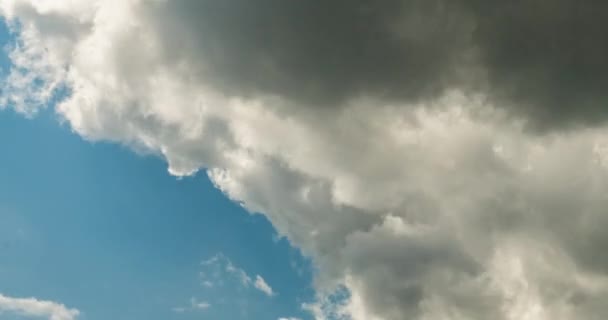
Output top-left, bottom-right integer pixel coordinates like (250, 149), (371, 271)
(3, 0), (608, 319)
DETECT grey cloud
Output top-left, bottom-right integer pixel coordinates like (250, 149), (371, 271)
(141, 0), (608, 130)
(142, 0), (474, 106)
(468, 0), (608, 130)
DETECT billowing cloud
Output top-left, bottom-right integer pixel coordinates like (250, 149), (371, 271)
(3, 1), (608, 319)
(0, 293), (80, 320)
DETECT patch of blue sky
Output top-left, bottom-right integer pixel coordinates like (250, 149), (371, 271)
(0, 21), (314, 320)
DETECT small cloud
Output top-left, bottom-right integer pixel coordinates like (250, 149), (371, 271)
(226, 260), (253, 287)
(172, 298), (210, 313)
(201, 255), (220, 266)
(195, 252), (276, 316)
(191, 298), (211, 310)
(201, 253), (275, 296)
(172, 307), (186, 313)
(254, 275), (275, 297)
(0, 293), (80, 320)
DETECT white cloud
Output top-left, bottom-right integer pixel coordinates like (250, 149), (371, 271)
(172, 307), (186, 313)
(254, 275), (275, 297)
(178, 298), (210, 312)
(0, 293), (79, 320)
(226, 260), (254, 288)
(4, 2), (608, 320)
(191, 300), (210, 310)
(172, 297), (211, 313)
(200, 254), (276, 297)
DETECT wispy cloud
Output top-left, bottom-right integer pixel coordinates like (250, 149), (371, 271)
(254, 275), (275, 297)
(0, 293), (80, 320)
(225, 259), (254, 287)
(200, 253), (276, 297)
(172, 297), (211, 313)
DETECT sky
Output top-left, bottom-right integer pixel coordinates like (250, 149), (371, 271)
(3, 1), (608, 320)
(0, 109), (314, 320)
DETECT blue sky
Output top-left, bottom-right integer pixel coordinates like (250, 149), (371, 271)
(0, 22), (313, 320)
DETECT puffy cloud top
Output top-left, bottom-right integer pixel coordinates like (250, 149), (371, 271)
(0, 293), (80, 320)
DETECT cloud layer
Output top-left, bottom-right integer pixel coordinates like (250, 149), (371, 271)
(3, 1), (608, 319)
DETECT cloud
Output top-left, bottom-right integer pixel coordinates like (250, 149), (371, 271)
(154, 0), (608, 131)
(200, 254), (276, 297)
(226, 259), (254, 288)
(192, 300), (210, 310)
(4, 1), (608, 319)
(0, 293), (80, 320)
(172, 297), (211, 313)
(5, 0), (608, 129)
(254, 275), (275, 297)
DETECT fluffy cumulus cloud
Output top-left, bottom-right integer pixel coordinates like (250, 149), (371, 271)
(0, 293), (80, 320)
(3, 1), (608, 319)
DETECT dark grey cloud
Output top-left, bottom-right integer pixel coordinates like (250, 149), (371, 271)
(142, 0), (608, 130)
(469, 0), (608, 130)
(143, 0), (474, 106)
